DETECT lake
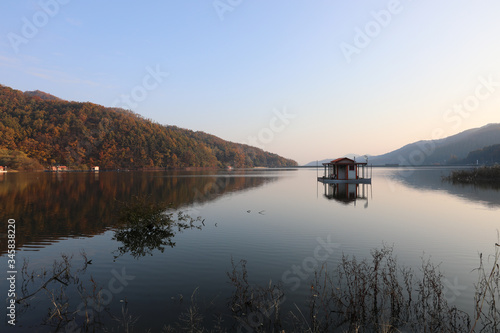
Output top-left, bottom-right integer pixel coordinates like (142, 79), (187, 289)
(1, 167), (499, 332)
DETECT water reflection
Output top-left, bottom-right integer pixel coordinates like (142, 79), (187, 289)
(322, 183), (371, 208)
(0, 171), (278, 254)
(112, 197), (203, 260)
(387, 167), (500, 207)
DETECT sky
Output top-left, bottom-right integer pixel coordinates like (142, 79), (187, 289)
(1, 0), (500, 165)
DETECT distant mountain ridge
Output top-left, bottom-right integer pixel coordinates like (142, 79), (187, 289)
(304, 124), (500, 166)
(0, 84), (297, 170)
(369, 123), (500, 166)
(304, 154), (369, 166)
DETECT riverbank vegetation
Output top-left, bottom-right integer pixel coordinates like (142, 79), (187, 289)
(446, 165), (500, 184)
(0, 148), (43, 170)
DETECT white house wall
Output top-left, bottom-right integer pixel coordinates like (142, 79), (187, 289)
(348, 167), (356, 179)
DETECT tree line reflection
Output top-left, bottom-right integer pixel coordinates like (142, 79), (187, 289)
(112, 196), (203, 260)
(0, 171), (278, 255)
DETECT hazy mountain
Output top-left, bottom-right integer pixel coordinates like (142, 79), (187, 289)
(304, 154), (370, 166)
(369, 124), (500, 166)
(304, 124), (500, 166)
(0, 84), (297, 170)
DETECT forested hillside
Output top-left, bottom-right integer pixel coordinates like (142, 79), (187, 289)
(0, 85), (297, 170)
(455, 144), (500, 165)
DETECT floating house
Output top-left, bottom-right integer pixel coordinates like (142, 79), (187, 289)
(317, 157), (371, 184)
(0, 166), (6, 173)
(91, 166), (99, 172)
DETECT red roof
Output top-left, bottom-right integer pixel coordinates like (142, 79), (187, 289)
(330, 157), (355, 164)
(323, 157), (367, 165)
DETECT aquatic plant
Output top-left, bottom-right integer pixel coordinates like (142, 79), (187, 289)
(445, 165), (500, 184)
(13, 241), (500, 332)
(112, 195), (203, 259)
(299, 246), (469, 332)
(226, 258), (285, 332)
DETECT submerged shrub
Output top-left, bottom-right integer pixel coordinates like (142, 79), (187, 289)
(15, 242), (500, 332)
(446, 166), (500, 184)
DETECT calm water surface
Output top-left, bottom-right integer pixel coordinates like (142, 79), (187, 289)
(1, 167), (499, 331)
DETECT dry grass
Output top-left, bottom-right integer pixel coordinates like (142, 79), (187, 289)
(298, 246), (470, 332)
(446, 165), (500, 184)
(15, 239), (500, 332)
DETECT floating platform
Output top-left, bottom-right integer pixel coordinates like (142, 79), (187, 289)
(317, 177), (371, 184)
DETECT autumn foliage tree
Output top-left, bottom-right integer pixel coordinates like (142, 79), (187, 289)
(0, 85), (297, 170)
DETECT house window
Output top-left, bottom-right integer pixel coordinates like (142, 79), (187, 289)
(349, 165), (355, 171)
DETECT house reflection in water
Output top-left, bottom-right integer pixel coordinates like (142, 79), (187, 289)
(322, 182), (371, 207)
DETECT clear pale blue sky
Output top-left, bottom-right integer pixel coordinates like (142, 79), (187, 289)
(1, 0), (500, 165)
